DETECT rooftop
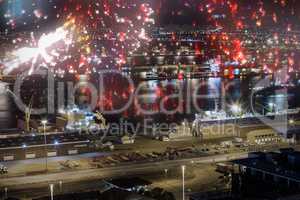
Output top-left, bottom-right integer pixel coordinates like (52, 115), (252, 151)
(232, 150), (300, 182)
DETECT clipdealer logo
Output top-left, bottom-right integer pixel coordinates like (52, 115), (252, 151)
(11, 69), (224, 116)
(9, 67), (291, 139)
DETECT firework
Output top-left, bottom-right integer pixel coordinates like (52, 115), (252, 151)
(1, 0), (300, 76)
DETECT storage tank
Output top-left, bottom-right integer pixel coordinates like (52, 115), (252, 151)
(0, 82), (17, 129)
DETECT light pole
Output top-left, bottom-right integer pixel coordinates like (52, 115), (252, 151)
(4, 187), (8, 199)
(231, 104), (242, 137)
(41, 119), (48, 172)
(49, 184), (54, 200)
(59, 180), (63, 193)
(268, 102), (277, 114)
(182, 121), (186, 137)
(181, 165), (186, 200)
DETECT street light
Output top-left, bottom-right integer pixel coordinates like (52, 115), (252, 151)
(41, 119), (48, 172)
(4, 187), (8, 199)
(231, 104), (242, 137)
(181, 165), (186, 200)
(268, 102), (277, 114)
(59, 180), (63, 193)
(49, 184), (54, 200)
(289, 119), (295, 125)
(231, 103), (242, 115)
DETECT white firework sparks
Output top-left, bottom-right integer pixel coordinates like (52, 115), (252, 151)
(1, 26), (70, 75)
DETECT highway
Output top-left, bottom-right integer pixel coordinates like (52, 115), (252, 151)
(0, 132), (89, 149)
(0, 152), (247, 189)
(1, 140), (296, 189)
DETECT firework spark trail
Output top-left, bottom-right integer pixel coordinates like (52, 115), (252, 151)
(2, 22), (73, 75)
(1, 0), (300, 75)
(1, 0), (156, 75)
(60, 0), (156, 69)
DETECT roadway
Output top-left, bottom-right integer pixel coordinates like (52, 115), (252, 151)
(0, 152), (247, 189)
(0, 142), (297, 199)
(0, 132), (89, 149)
(0, 138), (295, 188)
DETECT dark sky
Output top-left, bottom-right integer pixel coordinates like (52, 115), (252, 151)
(0, 0), (64, 32)
(1, 0), (300, 33)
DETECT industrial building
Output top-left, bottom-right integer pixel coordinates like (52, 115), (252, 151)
(231, 149), (300, 199)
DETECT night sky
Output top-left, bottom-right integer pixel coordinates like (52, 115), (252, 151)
(2, 0), (300, 33)
(1, 0), (300, 76)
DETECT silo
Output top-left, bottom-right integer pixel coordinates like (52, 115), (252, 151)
(0, 82), (16, 129)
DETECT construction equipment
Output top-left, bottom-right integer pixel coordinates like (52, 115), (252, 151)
(25, 95), (34, 132)
(94, 111), (107, 129)
(59, 160), (80, 169)
(0, 165), (8, 174)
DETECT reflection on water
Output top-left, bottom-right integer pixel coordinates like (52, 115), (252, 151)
(136, 77), (299, 116)
(137, 77), (249, 113)
(0, 76), (299, 130)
